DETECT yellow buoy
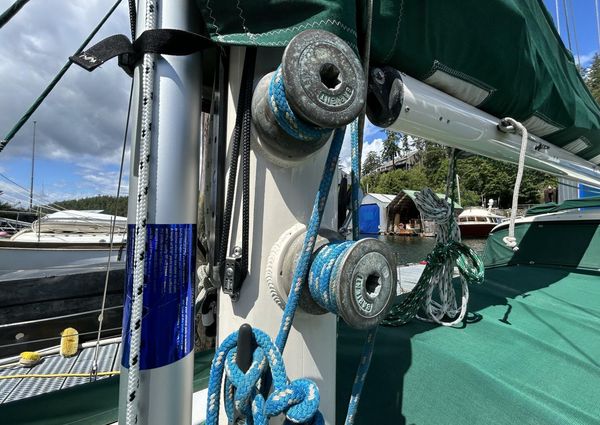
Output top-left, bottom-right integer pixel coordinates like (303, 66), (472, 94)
(19, 351), (42, 367)
(60, 327), (79, 357)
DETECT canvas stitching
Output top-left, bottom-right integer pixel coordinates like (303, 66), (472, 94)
(529, 111), (564, 130)
(214, 19), (358, 51)
(235, 0), (255, 42)
(384, 0), (405, 63)
(205, 0), (221, 36)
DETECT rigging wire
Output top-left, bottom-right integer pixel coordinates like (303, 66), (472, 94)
(562, 0), (573, 52)
(0, 172), (128, 231)
(0, 172), (70, 212)
(595, 0), (600, 51)
(0, 0), (123, 153)
(0, 0), (29, 29)
(356, 0), (373, 172)
(567, 0), (581, 68)
(90, 77), (135, 380)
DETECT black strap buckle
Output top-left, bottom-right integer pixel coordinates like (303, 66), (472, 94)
(70, 29), (213, 76)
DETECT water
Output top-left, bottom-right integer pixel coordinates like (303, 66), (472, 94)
(367, 234), (488, 264)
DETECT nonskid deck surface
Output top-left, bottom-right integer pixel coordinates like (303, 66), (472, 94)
(0, 341), (120, 404)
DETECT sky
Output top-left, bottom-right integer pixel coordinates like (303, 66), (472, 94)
(0, 0), (598, 205)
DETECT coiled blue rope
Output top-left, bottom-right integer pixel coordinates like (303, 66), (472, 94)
(268, 66), (331, 142)
(308, 241), (353, 314)
(206, 327), (323, 425)
(206, 118), (345, 424)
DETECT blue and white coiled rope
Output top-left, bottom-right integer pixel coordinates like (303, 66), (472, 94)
(268, 66), (331, 142)
(207, 328), (323, 425)
(206, 65), (374, 425)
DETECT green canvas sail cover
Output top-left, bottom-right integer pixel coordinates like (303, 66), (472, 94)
(198, 0), (600, 164)
(484, 217), (600, 270)
(525, 196), (600, 216)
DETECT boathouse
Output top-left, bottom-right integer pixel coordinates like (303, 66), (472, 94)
(359, 193), (396, 234)
(386, 190), (462, 236)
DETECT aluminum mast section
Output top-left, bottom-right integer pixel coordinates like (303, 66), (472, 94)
(118, 0), (201, 423)
(367, 67), (600, 189)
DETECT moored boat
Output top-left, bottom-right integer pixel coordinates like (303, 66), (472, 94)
(0, 210), (126, 274)
(458, 207), (505, 238)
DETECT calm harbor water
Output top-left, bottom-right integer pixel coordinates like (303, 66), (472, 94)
(370, 235), (488, 264)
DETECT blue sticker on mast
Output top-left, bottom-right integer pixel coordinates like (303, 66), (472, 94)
(122, 224), (196, 370)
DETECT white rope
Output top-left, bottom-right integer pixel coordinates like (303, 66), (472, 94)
(126, 1), (157, 424)
(501, 117), (528, 251)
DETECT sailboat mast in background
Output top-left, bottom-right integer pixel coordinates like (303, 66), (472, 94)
(29, 120), (36, 211)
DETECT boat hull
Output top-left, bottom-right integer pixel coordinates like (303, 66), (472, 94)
(0, 264), (125, 357)
(458, 223), (496, 238)
(0, 242), (125, 274)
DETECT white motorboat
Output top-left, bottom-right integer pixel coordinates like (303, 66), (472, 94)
(0, 210), (126, 274)
(457, 207), (506, 238)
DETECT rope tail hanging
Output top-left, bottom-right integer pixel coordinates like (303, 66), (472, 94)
(501, 117), (529, 251)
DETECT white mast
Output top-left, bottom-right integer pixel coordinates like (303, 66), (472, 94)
(555, 0), (561, 36)
(595, 0), (600, 51)
(29, 120), (36, 211)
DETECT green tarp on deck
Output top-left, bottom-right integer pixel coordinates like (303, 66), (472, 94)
(337, 265), (600, 424)
(526, 196), (600, 216)
(484, 218), (600, 270)
(198, 0), (600, 163)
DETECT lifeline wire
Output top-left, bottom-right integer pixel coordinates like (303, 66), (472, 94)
(90, 77), (134, 381)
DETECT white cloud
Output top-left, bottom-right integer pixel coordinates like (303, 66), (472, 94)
(339, 134), (384, 172)
(579, 51), (598, 68)
(0, 1), (130, 164)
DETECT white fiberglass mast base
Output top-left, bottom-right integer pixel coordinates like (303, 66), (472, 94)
(216, 47), (338, 424)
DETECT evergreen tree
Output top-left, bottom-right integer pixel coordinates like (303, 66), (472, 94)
(362, 151), (382, 175)
(585, 53), (600, 104)
(382, 130), (401, 166)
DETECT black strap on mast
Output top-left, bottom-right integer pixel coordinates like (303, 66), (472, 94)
(70, 29), (213, 76)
